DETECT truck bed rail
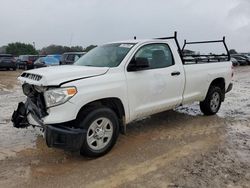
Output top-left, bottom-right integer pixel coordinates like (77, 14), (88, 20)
(182, 36), (230, 64)
(154, 32), (230, 64)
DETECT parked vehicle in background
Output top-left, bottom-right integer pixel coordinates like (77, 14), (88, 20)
(12, 32), (233, 158)
(34, 56), (60, 68)
(60, 52), (86, 65)
(231, 55), (249, 65)
(183, 56), (195, 64)
(16, 55), (39, 70)
(231, 57), (239, 66)
(0, 54), (16, 70)
(46, 54), (62, 61)
(236, 54), (250, 61)
(241, 53), (250, 59)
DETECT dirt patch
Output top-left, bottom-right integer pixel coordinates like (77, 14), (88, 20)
(0, 70), (22, 91)
(0, 66), (250, 188)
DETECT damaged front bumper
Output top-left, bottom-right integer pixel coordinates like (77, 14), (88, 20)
(45, 125), (85, 151)
(11, 99), (85, 152)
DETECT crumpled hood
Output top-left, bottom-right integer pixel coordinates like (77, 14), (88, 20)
(18, 65), (109, 86)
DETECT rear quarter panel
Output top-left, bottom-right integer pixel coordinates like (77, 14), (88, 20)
(182, 61), (232, 104)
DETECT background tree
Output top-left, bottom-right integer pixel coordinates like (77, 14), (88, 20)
(2, 43), (98, 56)
(71, 46), (85, 52)
(183, 49), (195, 55)
(5, 42), (37, 56)
(40, 45), (85, 55)
(84, 45), (97, 52)
(0, 46), (7, 54)
(229, 49), (237, 54)
(40, 45), (97, 55)
(40, 45), (66, 54)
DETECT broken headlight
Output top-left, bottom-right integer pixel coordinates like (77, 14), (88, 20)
(22, 83), (36, 97)
(34, 85), (47, 93)
(44, 87), (77, 108)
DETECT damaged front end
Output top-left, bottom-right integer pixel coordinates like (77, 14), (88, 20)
(12, 83), (85, 151)
(12, 83), (47, 129)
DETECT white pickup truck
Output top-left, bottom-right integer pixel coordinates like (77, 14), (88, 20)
(12, 32), (233, 157)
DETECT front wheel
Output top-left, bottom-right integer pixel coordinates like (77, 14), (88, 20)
(79, 107), (119, 158)
(200, 86), (223, 115)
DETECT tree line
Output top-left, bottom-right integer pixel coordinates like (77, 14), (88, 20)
(0, 42), (97, 56)
(0, 42), (239, 56)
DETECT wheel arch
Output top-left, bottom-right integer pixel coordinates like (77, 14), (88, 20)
(208, 77), (226, 101)
(76, 97), (126, 134)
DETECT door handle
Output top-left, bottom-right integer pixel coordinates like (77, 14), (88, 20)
(171, 71), (181, 76)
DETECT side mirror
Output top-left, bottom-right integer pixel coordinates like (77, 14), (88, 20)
(127, 57), (150, 71)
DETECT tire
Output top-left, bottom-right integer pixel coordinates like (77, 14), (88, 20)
(79, 107), (119, 158)
(200, 86), (223, 115)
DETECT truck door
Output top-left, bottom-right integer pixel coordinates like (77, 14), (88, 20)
(125, 43), (185, 120)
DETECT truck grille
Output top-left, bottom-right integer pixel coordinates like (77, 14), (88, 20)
(21, 73), (42, 81)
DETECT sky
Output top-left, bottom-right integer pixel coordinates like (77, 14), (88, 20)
(0, 0), (249, 52)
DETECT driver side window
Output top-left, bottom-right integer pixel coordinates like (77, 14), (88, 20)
(133, 43), (174, 69)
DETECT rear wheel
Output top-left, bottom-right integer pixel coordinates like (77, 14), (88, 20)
(79, 107), (119, 158)
(200, 86), (223, 115)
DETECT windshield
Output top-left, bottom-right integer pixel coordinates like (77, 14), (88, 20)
(75, 43), (135, 67)
(34, 57), (43, 63)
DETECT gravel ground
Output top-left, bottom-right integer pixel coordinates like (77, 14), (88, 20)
(0, 66), (249, 188)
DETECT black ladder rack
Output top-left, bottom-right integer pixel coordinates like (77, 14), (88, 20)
(153, 31), (230, 64)
(182, 36), (231, 62)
